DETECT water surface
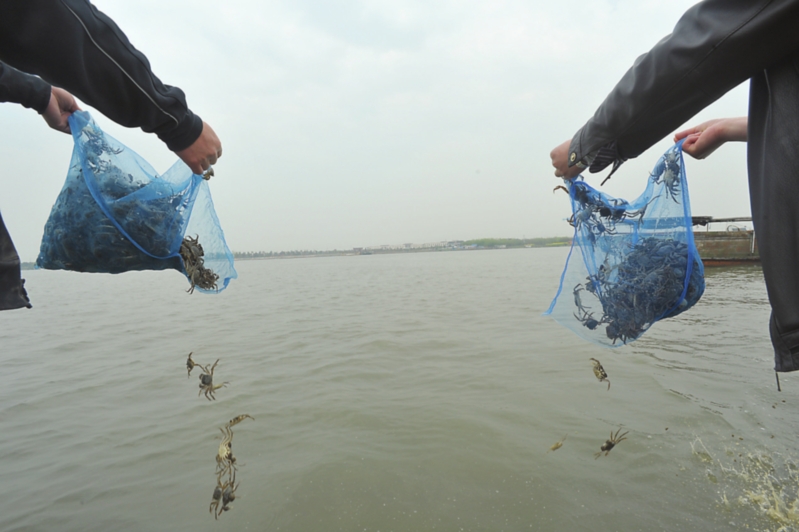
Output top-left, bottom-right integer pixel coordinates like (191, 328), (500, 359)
(2, 248), (797, 531)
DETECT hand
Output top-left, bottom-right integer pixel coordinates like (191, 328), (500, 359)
(673, 117), (747, 159)
(41, 87), (80, 133)
(176, 121), (222, 174)
(550, 139), (583, 180)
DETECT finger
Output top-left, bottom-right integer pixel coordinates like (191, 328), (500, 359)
(673, 128), (696, 142)
(681, 135), (707, 159)
(684, 133), (700, 145)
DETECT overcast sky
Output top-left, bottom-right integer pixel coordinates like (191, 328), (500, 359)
(0, 0), (751, 260)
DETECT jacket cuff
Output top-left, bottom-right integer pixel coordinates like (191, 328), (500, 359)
(587, 142), (622, 172)
(568, 127), (607, 169)
(0, 63), (52, 113)
(568, 130), (628, 184)
(158, 112), (204, 153)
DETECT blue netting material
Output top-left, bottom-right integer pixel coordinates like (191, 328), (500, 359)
(545, 141), (704, 346)
(36, 111), (237, 293)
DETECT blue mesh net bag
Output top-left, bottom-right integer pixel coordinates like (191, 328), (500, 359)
(36, 111), (237, 293)
(545, 141), (704, 346)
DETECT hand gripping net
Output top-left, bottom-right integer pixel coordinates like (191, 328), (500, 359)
(36, 111), (237, 293)
(545, 141), (704, 346)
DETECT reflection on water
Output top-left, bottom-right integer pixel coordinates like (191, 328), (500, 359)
(1, 249), (797, 531)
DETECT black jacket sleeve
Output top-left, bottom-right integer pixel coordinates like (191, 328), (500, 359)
(0, 62), (52, 112)
(568, 0), (799, 171)
(0, 0), (203, 152)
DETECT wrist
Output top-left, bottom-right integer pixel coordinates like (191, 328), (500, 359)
(723, 117), (748, 142)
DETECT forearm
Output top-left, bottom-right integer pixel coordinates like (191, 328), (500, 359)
(0, 0), (202, 151)
(0, 62), (51, 112)
(569, 0), (799, 170)
(721, 117), (748, 142)
(670, 116), (748, 159)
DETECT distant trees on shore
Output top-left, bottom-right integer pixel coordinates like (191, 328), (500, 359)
(462, 237), (570, 248)
(20, 237), (572, 266)
(233, 249), (343, 259)
(232, 237), (570, 259)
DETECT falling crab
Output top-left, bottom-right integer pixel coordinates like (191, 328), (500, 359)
(186, 352), (206, 378)
(216, 424), (237, 478)
(227, 414), (254, 428)
(218, 471), (239, 516)
(594, 428), (629, 459)
(198, 359), (229, 401)
(209, 477), (226, 518)
(590, 358), (611, 390)
(548, 434), (567, 453)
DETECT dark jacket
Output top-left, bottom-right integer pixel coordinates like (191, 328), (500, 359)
(0, 0), (204, 310)
(0, 0), (203, 152)
(0, 62), (51, 113)
(567, 0), (799, 371)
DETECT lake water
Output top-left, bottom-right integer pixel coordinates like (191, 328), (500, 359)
(2, 248), (797, 532)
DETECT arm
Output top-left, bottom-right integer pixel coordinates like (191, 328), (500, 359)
(0, 62), (83, 134)
(553, 117), (750, 176)
(559, 0), (799, 176)
(0, 0), (220, 172)
(673, 117), (747, 159)
(0, 61), (51, 112)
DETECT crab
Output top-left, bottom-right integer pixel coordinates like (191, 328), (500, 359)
(652, 150), (681, 202)
(227, 414), (254, 428)
(574, 285), (602, 330)
(218, 471), (239, 515)
(186, 267), (220, 294)
(590, 358), (611, 390)
(568, 205), (596, 229)
(198, 359), (229, 400)
(209, 477), (227, 518)
(186, 352), (206, 378)
(216, 425), (237, 478)
(594, 428), (629, 458)
(179, 235), (219, 294)
(181, 235), (204, 262)
(548, 435), (567, 453)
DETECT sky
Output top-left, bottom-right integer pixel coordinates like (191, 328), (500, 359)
(0, 0), (752, 261)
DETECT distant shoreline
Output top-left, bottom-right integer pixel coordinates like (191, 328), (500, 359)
(21, 237), (572, 269)
(234, 244), (571, 261)
(232, 237), (571, 261)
